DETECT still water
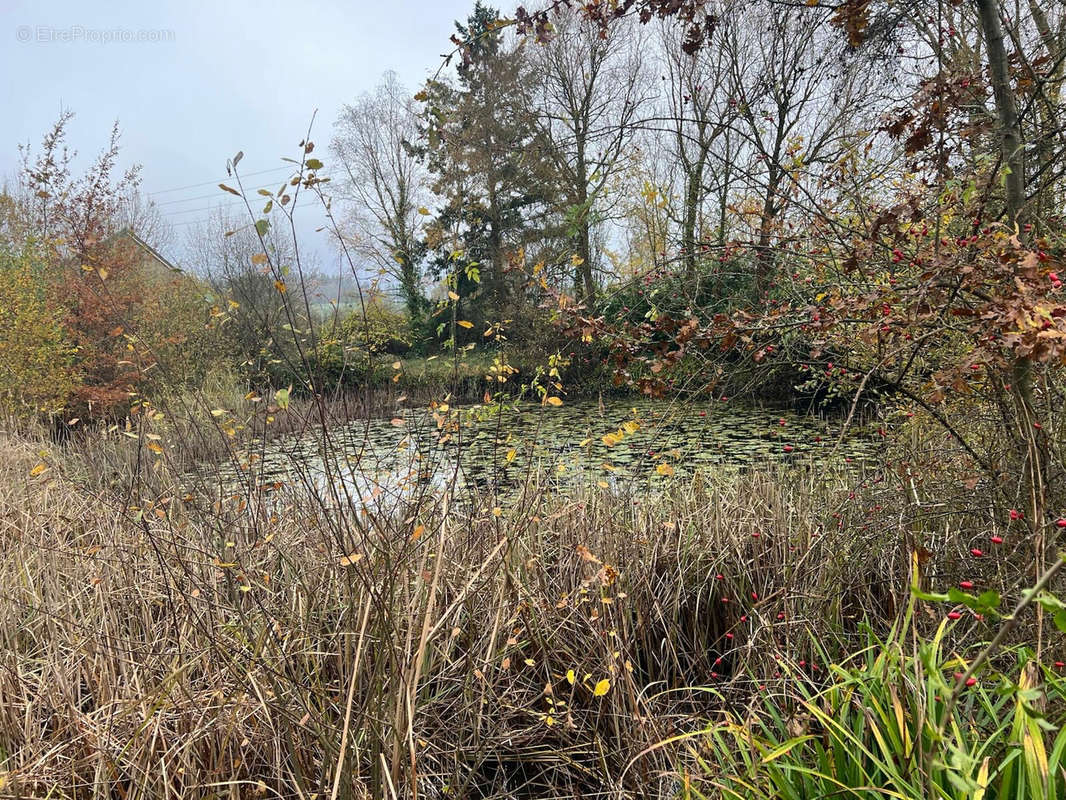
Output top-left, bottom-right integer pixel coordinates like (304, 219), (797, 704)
(205, 398), (877, 505)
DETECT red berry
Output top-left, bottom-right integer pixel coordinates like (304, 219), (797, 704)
(991, 535), (1003, 544)
(971, 548), (984, 557)
(959, 581), (974, 590)
(948, 611), (962, 620)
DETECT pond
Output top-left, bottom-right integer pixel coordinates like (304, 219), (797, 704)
(205, 397), (879, 506)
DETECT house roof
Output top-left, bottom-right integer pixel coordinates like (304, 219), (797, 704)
(119, 228), (183, 273)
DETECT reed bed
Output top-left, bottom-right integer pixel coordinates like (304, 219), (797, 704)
(0, 425), (1051, 798)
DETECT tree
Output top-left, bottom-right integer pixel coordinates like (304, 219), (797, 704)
(332, 72), (429, 323)
(721, 5), (869, 293)
(656, 12), (739, 280)
(186, 209), (302, 384)
(419, 2), (558, 325)
(14, 113), (181, 419)
(530, 7), (648, 301)
(0, 243), (75, 419)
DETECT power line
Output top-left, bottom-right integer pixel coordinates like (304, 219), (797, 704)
(154, 173), (334, 207)
(164, 194), (321, 228)
(158, 178), (332, 218)
(145, 165), (296, 196)
(154, 181), (288, 207)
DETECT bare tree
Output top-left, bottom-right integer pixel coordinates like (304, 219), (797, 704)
(657, 14), (739, 281)
(185, 208), (302, 380)
(723, 5), (869, 290)
(531, 8), (649, 301)
(332, 71), (428, 320)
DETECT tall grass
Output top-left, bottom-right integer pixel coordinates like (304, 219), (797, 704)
(1, 428), (936, 799)
(681, 600), (1066, 799)
(2, 385), (1062, 799)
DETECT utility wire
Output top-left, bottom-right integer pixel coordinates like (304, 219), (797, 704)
(145, 165), (295, 196)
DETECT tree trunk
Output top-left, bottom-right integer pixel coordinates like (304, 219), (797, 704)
(976, 0), (1047, 640)
(682, 148), (707, 284)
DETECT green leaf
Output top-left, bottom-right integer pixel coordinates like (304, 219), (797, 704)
(912, 587), (950, 603)
(948, 588), (971, 604)
(306, 158), (324, 170)
(1054, 610), (1066, 634)
(976, 590), (1000, 610)
(255, 219), (270, 237)
(1035, 592), (1066, 613)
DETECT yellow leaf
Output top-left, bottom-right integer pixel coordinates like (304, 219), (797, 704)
(656, 463), (675, 477)
(546, 396), (564, 407)
(571, 254), (585, 266)
(457, 320), (474, 329)
(147, 441), (163, 455)
(448, 291), (460, 301)
(274, 280), (287, 293)
(506, 448), (517, 462)
(251, 253), (268, 265)
(566, 669), (576, 685)
(392, 361), (402, 370)
(411, 524), (424, 540)
(391, 417), (405, 427)
(597, 481), (609, 489)
(593, 679), (610, 696)
(492, 506), (502, 517)
(338, 552), (364, 567)
(418, 206), (430, 215)
(29, 463), (48, 477)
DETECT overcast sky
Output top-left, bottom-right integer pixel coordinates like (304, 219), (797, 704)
(1, 0), (476, 271)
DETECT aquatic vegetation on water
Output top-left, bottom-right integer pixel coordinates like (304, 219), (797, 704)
(205, 398), (878, 502)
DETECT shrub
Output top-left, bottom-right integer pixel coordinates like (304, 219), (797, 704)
(0, 245), (75, 420)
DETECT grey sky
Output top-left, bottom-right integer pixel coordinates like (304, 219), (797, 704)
(1, 0), (477, 272)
